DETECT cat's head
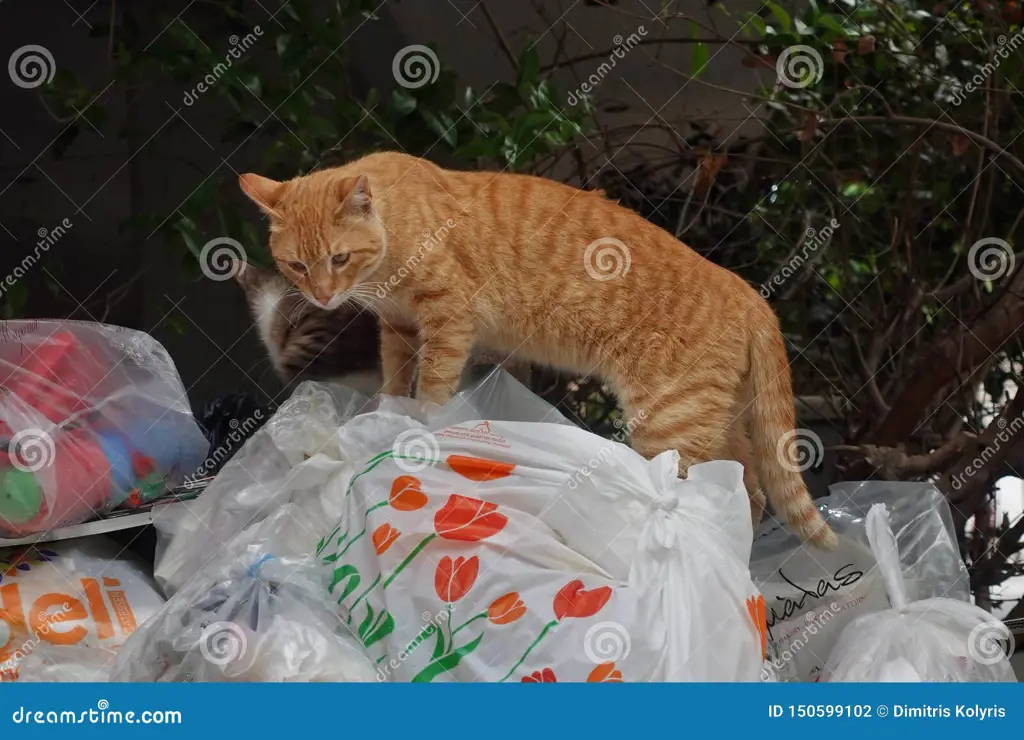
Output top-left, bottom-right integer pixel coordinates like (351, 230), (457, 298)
(238, 171), (387, 310)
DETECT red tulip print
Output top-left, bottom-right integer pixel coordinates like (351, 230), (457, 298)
(434, 494), (508, 542)
(488, 592), (526, 625)
(446, 454), (516, 482)
(390, 475), (428, 511)
(500, 578), (615, 682)
(746, 594), (767, 660)
(553, 579), (612, 621)
(382, 495), (508, 590)
(372, 524), (400, 554)
(434, 555), (479, 603)
(521, 668), (557, 683)
(587, 662), (624, 682)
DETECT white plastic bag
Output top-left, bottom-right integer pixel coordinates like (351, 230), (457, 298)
(750, 480), (969, 682)
(316, 403), (765, 682)
(822, 504), (1015, 682)
(0, 537), (164, 681)
(0, 320), (208, 536)
(111, 505), (377, 683)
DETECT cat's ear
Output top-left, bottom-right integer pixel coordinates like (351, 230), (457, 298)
(239, 173), (284, 215)
(338, 175), (372, 216)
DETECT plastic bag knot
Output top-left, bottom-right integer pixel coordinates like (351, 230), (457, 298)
(649, 493), (678, 512)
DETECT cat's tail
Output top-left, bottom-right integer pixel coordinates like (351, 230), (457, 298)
(746, 316), (838, 550)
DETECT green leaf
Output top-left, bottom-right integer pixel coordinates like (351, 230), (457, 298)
(276, 34), (291, 57)
(745, 14), (767, 39)
(390, 88), (417, 116)
(430, 624), (447, 660)
(329, 564), (361, 602)
(363, 610), (395, 648)
(691, 23), (709, 79)
(358, 604), (376, 639)
(411, 632), (485, 683)
(766, 2), (792, 33)
(517, 42), (541, 89)
(421, 110), (457, 148)
(816, 14), (846, 36)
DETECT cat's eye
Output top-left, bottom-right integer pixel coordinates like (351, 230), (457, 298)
(331, 253), (351, 268)
(287, 261), (307, 274)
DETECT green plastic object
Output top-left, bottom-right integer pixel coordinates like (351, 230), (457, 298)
(0, 467), (44, 526)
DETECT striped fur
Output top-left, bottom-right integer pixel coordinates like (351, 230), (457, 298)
(239, 153), (837, 548)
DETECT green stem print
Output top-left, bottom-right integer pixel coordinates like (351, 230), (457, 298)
(348, 574), (382, 614)
(412, 632), (485, 683)
(452, 612), (487, 638)
(382, 532), (436, 589)
(499, 619), (559, 683)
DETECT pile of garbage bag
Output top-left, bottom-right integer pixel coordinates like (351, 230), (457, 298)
(0, 320), (1016, 683)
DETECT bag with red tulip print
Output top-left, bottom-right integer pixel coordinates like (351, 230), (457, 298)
(317, 383), (767, 682)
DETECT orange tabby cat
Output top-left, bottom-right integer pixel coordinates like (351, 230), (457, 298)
(239, 152), (836, 548)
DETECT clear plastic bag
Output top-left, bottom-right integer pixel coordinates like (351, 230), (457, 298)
(750, 480), (969, 682)
(111, 505), (378, 682)
(822, 504), (1016, 682)
(0, 320), (208, 536)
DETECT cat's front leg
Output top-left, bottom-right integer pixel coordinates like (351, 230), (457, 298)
(414, 306), (474, 406)
(379, 321), (418, 396)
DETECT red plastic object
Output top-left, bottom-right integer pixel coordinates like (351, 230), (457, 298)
(0, 331), (101, 425)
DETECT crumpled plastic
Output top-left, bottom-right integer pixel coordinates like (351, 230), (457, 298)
(147, 369), (767, 682)
(0, 320), (208, 536)
(822, 504), (1016, 682)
